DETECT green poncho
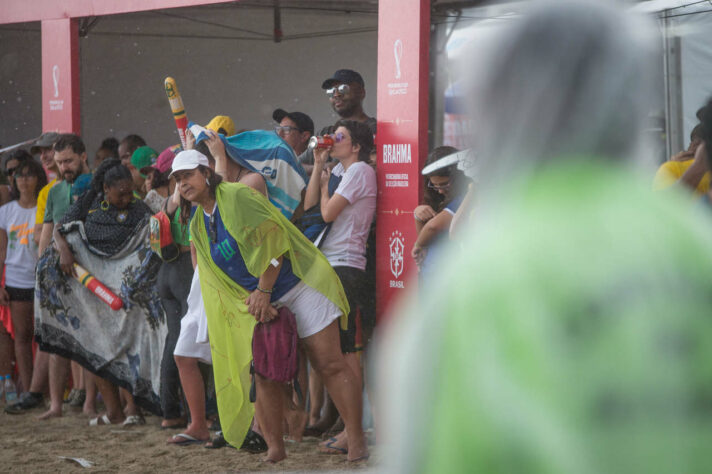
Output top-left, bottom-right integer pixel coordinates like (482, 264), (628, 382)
(191, 182), (349, 448)
(384, 162), (712, 473)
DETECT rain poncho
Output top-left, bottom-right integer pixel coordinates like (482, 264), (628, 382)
(383, 162), (712, 473)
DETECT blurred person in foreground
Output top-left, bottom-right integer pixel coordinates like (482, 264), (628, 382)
(380, 2), (712, 473)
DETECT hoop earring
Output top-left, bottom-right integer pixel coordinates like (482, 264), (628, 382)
(100, 200), (109, 211)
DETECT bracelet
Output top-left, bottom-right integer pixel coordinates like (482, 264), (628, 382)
(256, 286), (273, 294)
(414, 215), (423, 223)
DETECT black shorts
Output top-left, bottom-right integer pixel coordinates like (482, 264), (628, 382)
(5, 286), (34, 302)
(333, 266), (375, 354)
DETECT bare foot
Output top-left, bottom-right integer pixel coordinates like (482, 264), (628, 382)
(37, 408), (62, 420)
(285, 409), (308, 442)
(262, 447), (287, 463)
(345, 432), (369, 463)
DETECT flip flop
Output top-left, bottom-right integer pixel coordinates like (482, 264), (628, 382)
(347, 454), (370, 463)
(123, 415), (145, 426)
(89, 414), (112, 426)
(318, 439), (348, 455)
(168, 433), (206, 446)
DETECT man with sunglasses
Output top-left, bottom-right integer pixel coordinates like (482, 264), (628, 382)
(298, 69), (376, 173)
(273, 108), (314, 156)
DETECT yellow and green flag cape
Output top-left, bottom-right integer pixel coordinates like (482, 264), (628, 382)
(191, 182), (349, 448)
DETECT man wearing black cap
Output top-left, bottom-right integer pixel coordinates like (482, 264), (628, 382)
(298, 69), (376, 171)
(273, 109), (314, 156)
(321, 69), (376, 132)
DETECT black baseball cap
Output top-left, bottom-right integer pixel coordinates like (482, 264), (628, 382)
(321, 69), (365, 90)
(272, 109), (315, 136)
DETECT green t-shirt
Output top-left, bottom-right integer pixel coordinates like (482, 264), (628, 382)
(171, 208), (191, 247)
(385, 162), (712, 473)
(43, 173), (93, 223)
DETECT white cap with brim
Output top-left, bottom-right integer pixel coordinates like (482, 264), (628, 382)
(169, 149), (210, 177)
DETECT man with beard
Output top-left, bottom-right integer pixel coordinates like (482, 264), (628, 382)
(37, 134), (91, 420)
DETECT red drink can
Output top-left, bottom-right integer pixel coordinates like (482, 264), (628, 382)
(308, 135), (335, 150)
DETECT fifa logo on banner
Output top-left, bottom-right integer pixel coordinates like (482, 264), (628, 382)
(394, 39), (403, 80)
(389, 230), (405, 282)
(52, 65), (60, 98)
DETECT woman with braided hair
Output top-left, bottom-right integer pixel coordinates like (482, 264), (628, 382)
(35, 159), (167, 425)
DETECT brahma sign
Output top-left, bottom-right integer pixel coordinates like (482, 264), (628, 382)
(375, 0), (430, 320)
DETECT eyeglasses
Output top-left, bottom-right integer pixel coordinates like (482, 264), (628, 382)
(427, 180), (451, 190)
(326, 84), (350, 97)
(334, 132), (347, 143)
(5, 167), (17, 177)
(275, 126), (300, 135)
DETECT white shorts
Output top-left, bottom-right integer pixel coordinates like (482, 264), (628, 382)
(277, 281), (342, 338)
(173, 269), (213, 364)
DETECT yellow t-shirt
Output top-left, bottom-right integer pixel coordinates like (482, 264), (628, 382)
(36, 178), (58, 224)
(652, 159), (710, 195)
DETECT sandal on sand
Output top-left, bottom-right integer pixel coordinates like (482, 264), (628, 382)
(89, 414), (112, 426)
(168, 433), (206, 446)
(240, 430), (268, 454)
(318, 439), (348, 455)
(205, 431), (235, 450)
(123, 415), (145, 426)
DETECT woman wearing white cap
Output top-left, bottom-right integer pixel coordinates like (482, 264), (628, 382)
(170, 149), (368, 463)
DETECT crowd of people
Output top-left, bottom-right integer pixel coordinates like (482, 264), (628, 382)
(6, 0), (712, 471)
(0, 68), (377, 464)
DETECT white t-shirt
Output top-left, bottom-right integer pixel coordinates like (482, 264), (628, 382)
(320, 161), (377, 270)
(0, 201), (38, 288)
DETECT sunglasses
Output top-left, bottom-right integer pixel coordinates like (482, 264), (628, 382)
(209, 212), (218, 244)
(334, 132), (347, 143)
(427, 180), (451, 190)
(5, 167), (17, 177)
(326, 84), (350, 97)
(274, 125), (300, 134)
(14, 172), (36, 179)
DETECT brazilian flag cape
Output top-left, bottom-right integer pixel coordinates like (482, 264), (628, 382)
(191, 182), (349, 448)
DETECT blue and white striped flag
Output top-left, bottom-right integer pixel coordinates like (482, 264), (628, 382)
(190, 122), (307, 219)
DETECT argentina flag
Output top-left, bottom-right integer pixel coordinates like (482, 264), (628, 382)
(189, 122), (308, 219)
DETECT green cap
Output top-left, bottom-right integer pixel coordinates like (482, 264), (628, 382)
(131, 146), (158, 178)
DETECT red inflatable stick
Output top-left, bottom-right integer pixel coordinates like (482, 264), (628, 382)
(73, 263), (123, 311)
(164, 77), (189, 149)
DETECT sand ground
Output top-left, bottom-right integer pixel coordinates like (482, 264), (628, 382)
(0, 401), (377, 473)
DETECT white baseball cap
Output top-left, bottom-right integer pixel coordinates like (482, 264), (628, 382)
(169, 149), (210, 177)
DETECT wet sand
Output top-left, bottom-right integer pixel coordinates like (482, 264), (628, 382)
(0, 402), (376, 473)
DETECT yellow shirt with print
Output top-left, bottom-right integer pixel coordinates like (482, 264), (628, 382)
(36, 178), (58, 223)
